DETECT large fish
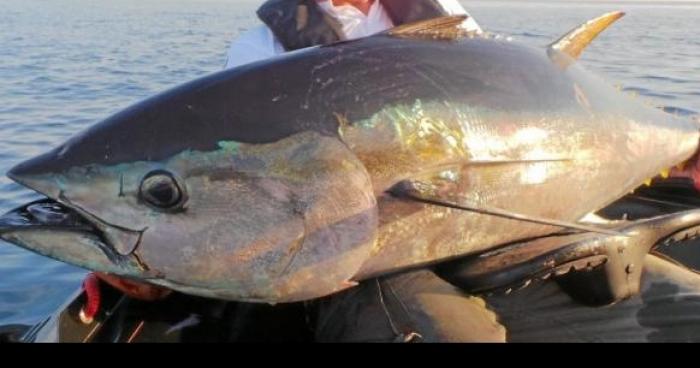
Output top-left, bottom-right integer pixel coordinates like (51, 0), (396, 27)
(1, 14), (698, 303)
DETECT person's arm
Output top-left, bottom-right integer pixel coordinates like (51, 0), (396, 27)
(435, 0), (483, 33)
(224, 25), (287, 69)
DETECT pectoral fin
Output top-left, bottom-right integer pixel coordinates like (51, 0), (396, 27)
(388, 180), (626, 236)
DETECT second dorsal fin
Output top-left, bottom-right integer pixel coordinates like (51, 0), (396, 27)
(387, 15), (470, 41)
(548, 11), (625, 68)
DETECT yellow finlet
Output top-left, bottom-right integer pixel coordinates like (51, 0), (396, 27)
(548, 11), (625, 67)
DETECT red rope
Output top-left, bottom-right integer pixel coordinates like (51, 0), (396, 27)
(79, 273), (101, 324)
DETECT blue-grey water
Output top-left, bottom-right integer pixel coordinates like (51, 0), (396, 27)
(0, 0), (698, 329)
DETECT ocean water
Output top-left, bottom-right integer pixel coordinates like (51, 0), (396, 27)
(0, 0), (698, 330)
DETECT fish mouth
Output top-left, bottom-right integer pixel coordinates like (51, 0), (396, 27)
(5, 161), (148, 258)
(0, 199), (98, 236)
(0, 198), (146, 276)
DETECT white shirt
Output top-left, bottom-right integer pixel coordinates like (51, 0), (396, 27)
(225, 0), (482, 69)
(316, 0), (394, 40)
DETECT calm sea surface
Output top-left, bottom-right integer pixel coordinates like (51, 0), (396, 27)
(0, 0), (698, 329)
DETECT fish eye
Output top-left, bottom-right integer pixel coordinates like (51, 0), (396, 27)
(139, 170), (186, 211)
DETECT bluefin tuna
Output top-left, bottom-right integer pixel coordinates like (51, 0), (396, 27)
(1, 14), (699, 303)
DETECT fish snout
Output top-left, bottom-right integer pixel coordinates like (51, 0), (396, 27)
(0, 199), (146, 278)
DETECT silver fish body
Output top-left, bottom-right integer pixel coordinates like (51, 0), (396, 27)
(1, 20), (698, 303)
